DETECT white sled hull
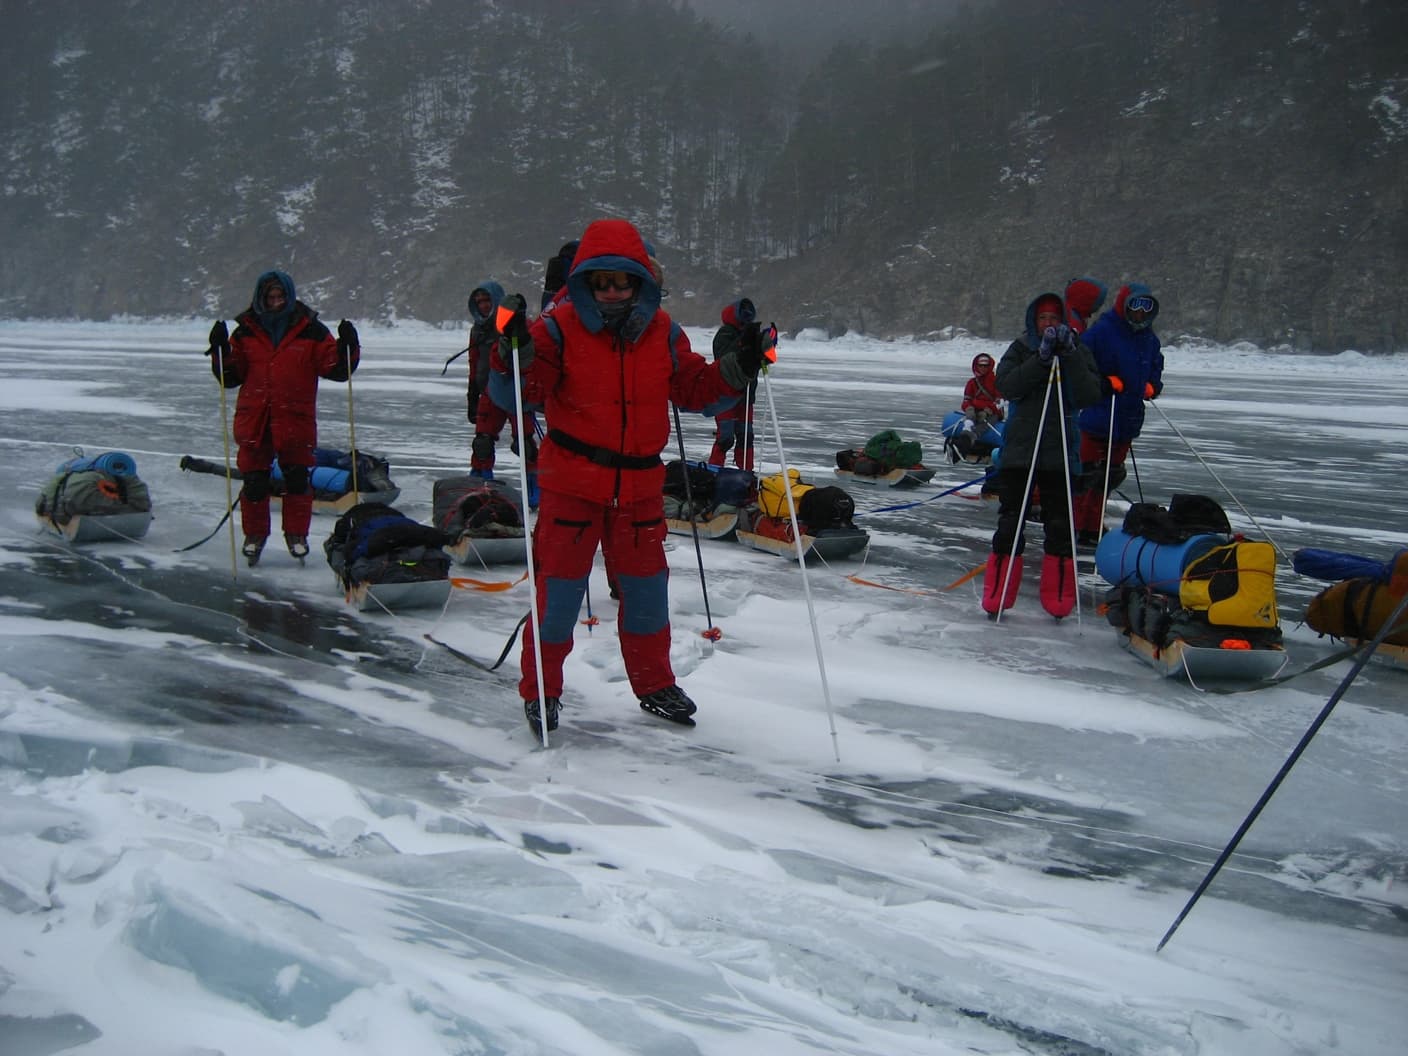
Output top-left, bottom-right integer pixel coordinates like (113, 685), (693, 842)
(1122, 630), (1288, 686)
(1347, 639), (1408, 671)
(346, 578), (452, 613)
(665, 511), (739, 540)
(273, 487), (401, 517)
(736, 525), (869, 563)
(446, 534), (526, 566)
(834, 466), (936, 489)
(38, 510), (153, 543)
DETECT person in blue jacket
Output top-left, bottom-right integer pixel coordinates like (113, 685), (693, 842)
(1072, 282), (1164, 547)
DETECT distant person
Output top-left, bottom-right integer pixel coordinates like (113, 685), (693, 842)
(982, 292), (1101, 618)
(464, 280), (505, 475)
(708, 298), (757, 469)
(953, 352), (1004, 459)
(479, 290), (542, 505)
(207, 270), (359, 566)
(497, 218), (764, 738)
(1072, 282), (1164, 548)
(1064, 276), (1107, 335)
(540, 240), (579, 313)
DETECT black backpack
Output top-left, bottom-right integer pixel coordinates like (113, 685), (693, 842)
(1122, 494), (1230, 544)
(797, 486), (855, 532)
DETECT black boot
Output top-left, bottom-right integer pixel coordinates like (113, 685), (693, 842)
(638, 685), (697, 727)
(523, 697), (561, 738)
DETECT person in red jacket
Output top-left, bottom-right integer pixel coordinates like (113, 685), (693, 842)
(207, 270), (359, 566)
(496, 218), (765, 738)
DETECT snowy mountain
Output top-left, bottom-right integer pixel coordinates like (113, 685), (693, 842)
(1, 0), (1405, 351)
(1, 319), (1405, 1054)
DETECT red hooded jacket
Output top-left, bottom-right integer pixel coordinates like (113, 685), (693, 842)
(522, 219), (742, 505)
(223, 272), (354, 462)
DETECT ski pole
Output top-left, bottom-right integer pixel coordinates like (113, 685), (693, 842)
(1129, 444), (1145, 502)
(994, 356), (1058, 626)
(343, 331), (361, 502)
(497, 303), (549, 747)
(670, 402), (721, 641)
(1098, 390), (1118, 542)
(209, 321), (239, 578)
(1089, 390), (1119, 614)
(1157, 588), (1408, 952)
(1148, 400), (1290, 563)
(758, 349), (842, 763)
(1051, 357), (1083, 627)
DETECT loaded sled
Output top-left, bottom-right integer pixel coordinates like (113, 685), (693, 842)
(940, 411), (1003, 467)
(1097, 495), (1287, 687)
(736, 468), (869, 562)
(835, 429), (935, 488)
(662, 460), (755, 541)
(35, 451), (153, 543)
(1297, 546), (1408, 670)
(432, 476), (526, 566)
(179, 447), (399, 515)
(324, 501), (453, 612)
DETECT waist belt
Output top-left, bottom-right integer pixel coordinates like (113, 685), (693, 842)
(548, 428), (661, 470)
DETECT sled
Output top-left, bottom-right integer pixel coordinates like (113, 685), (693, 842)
(834, 465), (936, 488)
(344, 577), (453, 613)
(735, 507), (869, 562)
(180, 450), (400, 517)
(1120, 629), (1288, 688)
(1347, 639), (1408, 672)
(939, 410), (1003, 467)
(665, 508), (740, 541)
(36, 510), (153, 544)
(445, 533), (526, 566)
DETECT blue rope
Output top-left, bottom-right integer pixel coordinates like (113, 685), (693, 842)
(856, 472), (991, 517)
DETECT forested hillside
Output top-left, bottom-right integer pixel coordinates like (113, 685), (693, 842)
(1, 0), (1404, 351)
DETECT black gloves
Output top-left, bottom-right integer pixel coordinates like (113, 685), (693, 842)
(498, 294), (530, 344)
(736, 321), (778, 378)
(1055, 324), (1077, 354)
(207, 319), (229, 356)
(207, 319), (237, 386)
(466, 384), (480, 422)
(337, 319), (359, 358)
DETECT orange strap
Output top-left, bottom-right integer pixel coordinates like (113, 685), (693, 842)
(450, 570), (527, 592)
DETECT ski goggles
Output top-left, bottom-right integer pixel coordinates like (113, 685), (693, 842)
(1126, 295), (1156, 314)
(587, 270), (638, 292)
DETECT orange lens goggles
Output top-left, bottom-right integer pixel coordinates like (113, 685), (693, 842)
(588, 270), (636, 292)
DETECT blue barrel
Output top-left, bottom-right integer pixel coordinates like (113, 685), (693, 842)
(58, 451), (138, 477)
(1095, 527), (1226, 595)
(270, 461), (352, 495)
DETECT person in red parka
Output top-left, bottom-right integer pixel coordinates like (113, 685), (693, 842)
(496, 218), (765, 738)
(207, 270), (359, 566)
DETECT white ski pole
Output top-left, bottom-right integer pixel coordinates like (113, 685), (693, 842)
(1051, 358), (1083, 627)
(994, 357), (1057, 626)
(759, 361), (842, 762)
(499, 309), (550, 748)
